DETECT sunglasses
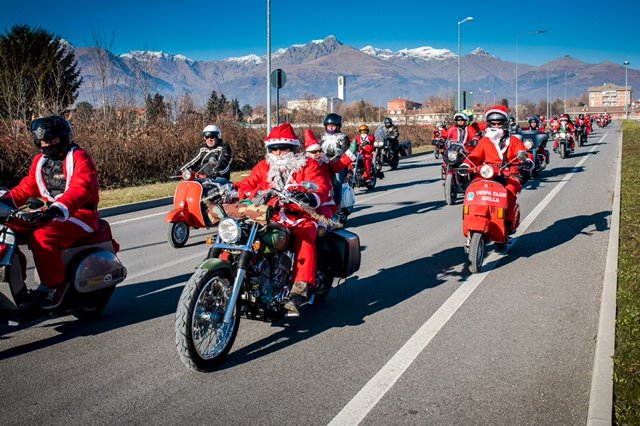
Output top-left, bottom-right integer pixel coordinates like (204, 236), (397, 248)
(307, 149), (321, 154)
(456, 118), (466, 121)
(269, 145), (292, 152)
(489, 121), (504, 127)
(203, 132), (219, 139)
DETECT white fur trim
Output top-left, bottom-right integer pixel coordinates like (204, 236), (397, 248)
(34, 156), (54, 202)
(485, 108), (508, 119)
(67, 217), (95, 233)
(345, 150), (356, 162)
(305, 143), (321, 152)
(50, 201), (69, 220)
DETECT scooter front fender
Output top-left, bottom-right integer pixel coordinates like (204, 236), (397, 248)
(463, 215), (490, 237)
(165, 209), (206, 228)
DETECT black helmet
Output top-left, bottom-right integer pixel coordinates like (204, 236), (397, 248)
(384, 117), (393, 127)
(529, 115), (540, 124)
(323, 113), (342, 127)
(30, 115), (73, 149)
(578, 114), (584, 119)
(485, 110), (509, 131)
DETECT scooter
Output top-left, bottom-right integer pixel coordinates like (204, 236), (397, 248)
(514, 131), (549, 177)
(165, 166), (230, 248)
(0, 192), (127, 325)
(462, 151), (529, 273)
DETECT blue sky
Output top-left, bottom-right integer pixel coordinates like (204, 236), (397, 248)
(2, 0), (638, 69)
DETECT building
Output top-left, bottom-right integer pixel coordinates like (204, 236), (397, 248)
(387, 98), (423, 114)
(287, 97), (343, 114)
(386, 98), (454, 126)
(564, 84), (636, 120)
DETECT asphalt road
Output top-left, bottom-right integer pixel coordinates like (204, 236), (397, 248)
(0, 123), (619, 425)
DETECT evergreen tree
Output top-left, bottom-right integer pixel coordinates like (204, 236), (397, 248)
(206, 89), (220, 119)
(145, 92), (166, 122)
(0, 25), (81, 121)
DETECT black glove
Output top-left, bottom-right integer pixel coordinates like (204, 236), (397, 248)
(23, 206), (63, 225)
(291, 190), (318, 208)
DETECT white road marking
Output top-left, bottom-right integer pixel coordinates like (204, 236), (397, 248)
(329, 135), (607, 426)
(110, 211), (166, 225)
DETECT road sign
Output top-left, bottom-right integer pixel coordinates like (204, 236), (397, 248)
(270, 69), (286, 89)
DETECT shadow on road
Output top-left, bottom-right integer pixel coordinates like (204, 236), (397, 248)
(347, 199), (446, 228)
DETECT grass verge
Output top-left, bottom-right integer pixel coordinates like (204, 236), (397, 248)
(99, 145), (434, 208)
(614, 120), (640, 423)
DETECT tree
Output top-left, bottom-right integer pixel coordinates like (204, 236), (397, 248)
(74, 101), (94, 122)
(145, 92), (167, 122)
(0, 25), (81, 122)
(206, 89), (220, 119)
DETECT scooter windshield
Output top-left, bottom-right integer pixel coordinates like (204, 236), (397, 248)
(0, 187), (16, 219)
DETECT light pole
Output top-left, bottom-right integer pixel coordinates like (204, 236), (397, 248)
(515, 30), (546, 122)
(564, 71), (568, 112)
(624, 60), (630, 119)
(457, 16), (474, 111)
(266, 0), (272, 133)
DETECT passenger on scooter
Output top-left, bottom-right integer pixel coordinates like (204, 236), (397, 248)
(461, 106), (533, 234)
(234, 123), (330, 315)
(320, 113), (350, 210)
(1, 115), (100, 309)
(180, 124), (232, 181)
(303, 129), (355, 223)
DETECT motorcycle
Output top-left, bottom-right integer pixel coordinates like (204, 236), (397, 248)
(575, 124), (587, 147)
(348, 148), (377, 191)
(462, 151), (529, 273)
(166, 164), (230, 248)
(514, 131), (549, 177)
(553, 128), (573, 159)
(174, 183), (361, 371)
(0, 191), (127, 325)
(442, 142), (471, 205)
(432, 135), (447, 160)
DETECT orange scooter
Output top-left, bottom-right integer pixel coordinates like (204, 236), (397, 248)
(462, 151), (530, 273)
(165, 168), (230, 248)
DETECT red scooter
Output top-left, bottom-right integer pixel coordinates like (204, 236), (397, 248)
(165, 168), (230, 248)
(462, 151), (529, 273)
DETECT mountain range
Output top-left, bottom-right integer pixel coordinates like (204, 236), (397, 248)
(72, 35), (639, 108)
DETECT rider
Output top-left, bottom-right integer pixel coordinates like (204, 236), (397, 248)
(1, 115), (100, 309)
(447, 112), (479, 152)
(508, 116), (520, 133)
(523, 115), (550, 165)
(180, 124), (232, 181)
(304, 129), (355, 222)
(553, 114), (576, 152)
(353, 124), (376, 183)
(461, 106), (533, 235)
(234, 123), (330, 316)
(382, 117), (400, 163)
(319, 113), (350, 210)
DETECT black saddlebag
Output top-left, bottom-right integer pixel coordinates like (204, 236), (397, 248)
(317, 229), (361, 278)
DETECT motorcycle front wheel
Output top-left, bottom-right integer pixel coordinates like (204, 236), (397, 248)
(389, 153), (399, 170)
(168, 221), (189, 248)
(175, 269), (239, 372)
(444, 174), (457, 205)
(468, 232), (485, 274)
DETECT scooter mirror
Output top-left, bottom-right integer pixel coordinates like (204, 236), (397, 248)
(26, 197), (44, 209)
(300, 181), (319, 191)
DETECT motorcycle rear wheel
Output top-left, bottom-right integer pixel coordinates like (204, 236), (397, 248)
(444, 174), (457, 205)
(468, 232), (485, 273)
(175, 269), (239, 372)
(168, 221), (189, 248)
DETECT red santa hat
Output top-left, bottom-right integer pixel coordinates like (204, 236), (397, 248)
(484, 105), (509, 120)
(264, 123), (300, 148)
(303, 129), (321, 152)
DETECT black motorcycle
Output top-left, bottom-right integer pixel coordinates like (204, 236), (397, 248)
(515, 131), (550, 177)
(174, 183), (361, 371)
(442, 143), (471, 205)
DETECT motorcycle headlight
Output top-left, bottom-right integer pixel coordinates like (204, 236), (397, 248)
(560, 132), (567, 138)
(182, 169), (191, 180)
(524, 140), (533, 150)
(480, 164), (494, 179)
(447, 149), (459, 163)
(218, 218), (241, 243)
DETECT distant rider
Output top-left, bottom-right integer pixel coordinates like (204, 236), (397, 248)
(447, 112), (479, 152)
(382, 117), (400, 163)
(319, 113), (351, 210)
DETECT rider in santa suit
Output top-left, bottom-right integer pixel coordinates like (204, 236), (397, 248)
(234, 123), (330, 315)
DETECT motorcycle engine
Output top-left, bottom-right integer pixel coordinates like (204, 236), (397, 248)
(259, 252), (292, 309)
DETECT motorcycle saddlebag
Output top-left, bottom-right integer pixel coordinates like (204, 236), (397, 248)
(317, 229), (361, 278)
(399, 141), (412, 157)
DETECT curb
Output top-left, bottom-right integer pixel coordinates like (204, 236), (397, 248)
(99, 196), (172, 218)
(586, 127), (621, 425)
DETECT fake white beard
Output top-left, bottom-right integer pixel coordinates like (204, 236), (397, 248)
(308, 152), (329, 164)
(265, 152), (308, 190)
(485, 128), (505, 144)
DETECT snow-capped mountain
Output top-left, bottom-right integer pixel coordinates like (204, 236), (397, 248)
(72, 35), (639, 107)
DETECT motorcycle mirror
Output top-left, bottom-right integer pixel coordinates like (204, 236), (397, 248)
(26, 197), (45, 209)
(516, 151), (529, 162)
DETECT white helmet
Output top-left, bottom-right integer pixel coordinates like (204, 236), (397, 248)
(202, 124), (221, 139)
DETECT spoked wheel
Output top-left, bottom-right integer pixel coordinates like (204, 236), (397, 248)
(175, 269), (239, 372)
(366, 166), (377, 190)
(444, 174), (457, 205)
(168, 221), (189, 248)
(73, 287), (115, 320)
(468, 232), (485, 273)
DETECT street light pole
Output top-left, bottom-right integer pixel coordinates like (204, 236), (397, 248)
(266, 0), (272, 134)
(457, 16), (474, 111)
(515, 30), (546, 123)
(624, 60), (630, 119)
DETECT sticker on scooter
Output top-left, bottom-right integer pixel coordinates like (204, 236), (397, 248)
(467, 192), (475, 201)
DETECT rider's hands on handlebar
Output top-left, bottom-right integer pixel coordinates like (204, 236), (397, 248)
(23, 206), (63, 225)
(290, 190), (318, 208)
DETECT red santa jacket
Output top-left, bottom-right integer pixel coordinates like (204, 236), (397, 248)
(463, 135), (531, 177)
(9, 147), (100, 232)
(447, 125), (479, 150)
(235, 156), (330, 210)
(353, 133), (375, 154)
